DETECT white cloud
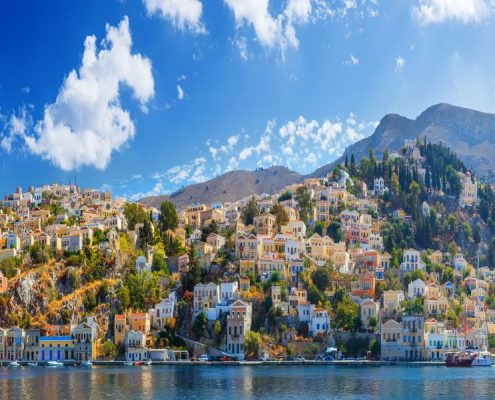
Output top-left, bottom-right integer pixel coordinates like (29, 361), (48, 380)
(233, 36), (249, 60)
(143, 0), (205, 33)
(177, 84), (185, 100)
(413, 0), (492, 24)
(1, 109), (29, 153)
(17, 17), (154, 171)
(21, 86), (30, 94)
(395, 56), (405, 72)
(224, 0), (312, 58)
(344, 54), (359, 66)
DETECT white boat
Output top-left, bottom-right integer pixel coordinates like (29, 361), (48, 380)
(8, 361), (20, 368)
(28, 362), (38, 368)
(124, 361), (133, 366)
(81, 361), (93, 368)
(144, 360), (152, 366)
(472, 353), (492, 367)
(47, 361), (64, 367)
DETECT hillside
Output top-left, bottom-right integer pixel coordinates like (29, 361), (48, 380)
(311, 103), (495, 178)
(141, 104), (495, 208)
(139, 166), (302, 209)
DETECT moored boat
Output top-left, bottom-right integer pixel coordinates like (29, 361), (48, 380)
(445, 353), (473, 367)
(81, 361), (93, 368)
(472, 352), (492, 367)
(28, 362), (38, 368)
(134, 361), (143, 366)
(47, 361), (64, 367)
(144, 360), (152, 366)
(8, 361), (20, 368)
(124, 361), (133, 366)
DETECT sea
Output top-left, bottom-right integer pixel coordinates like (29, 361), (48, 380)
(1, 364), (494, 399)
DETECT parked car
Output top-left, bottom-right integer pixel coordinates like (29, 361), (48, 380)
(198, 354), (209, 362)
(295, 355), (305, 362)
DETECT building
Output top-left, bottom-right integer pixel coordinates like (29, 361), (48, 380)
(39, 336), (73, 362)
(72, 322), (96, 361)
(400, 249), (425, 272)
(459, 172), (478, 208)
(407, 279), (426, 299)
(360, 299), (379, 331)
(129, 313), (150, 335)
(23, 329), (40, 361)
(225, 300), (252, 360)
(136, 255), (151, 274)
(380, 319), (402, 360)
(193, 283), (220, 313)
(125, 330), (148, 362)
(351, 273), (375, 299)
(5, 327), (24, 361)
(309, 308), (331, 337)
(114, 314), (127, 346)
(253, 213), (277, 236)
(400, 315), (425, 361)
(150, 297), (175, 330)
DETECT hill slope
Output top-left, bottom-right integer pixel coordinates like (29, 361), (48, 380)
(139, 166), (302, 209)
(311, 103), (495, 178)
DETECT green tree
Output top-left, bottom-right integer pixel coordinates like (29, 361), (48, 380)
(295, 186), (315, 224)
(119, 286), (130, 310)
(334, 295), (360, 331)
(159, 201), (179, 233)
(102, 340), (118, 358)
(312, 267), (332, 292)
(270, 203), (289, 229)
(124, 203), (147, 230)
(139, 219), (154, 249)
(327, 221), (343, 243)
(193, 312), (208, 340)
(244, 331), (262, 359)
(241, 197), (259, 225)
(183, 246), (202, 291)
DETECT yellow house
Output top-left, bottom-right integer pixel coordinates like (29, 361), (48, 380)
(129, 312), (150, 334)
(39, 336), (73, 362)
(240, 259), (256, 276)
(114, 314), (127, 346)
(253, 213), (277, 236)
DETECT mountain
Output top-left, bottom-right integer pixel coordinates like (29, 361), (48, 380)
(140, 103), (495, 208)
(139, 166), (303, 209)
(311, 103), (495, 178)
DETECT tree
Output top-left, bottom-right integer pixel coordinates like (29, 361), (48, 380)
(30, 243), (50, 264)
(152, 253), (168, 274)
(119, 286), (130, 310)
(183, 246), (202, 291)
(473, 223), (482, 244)
(312, 267), (332, 292)
(270, 203), (289, 229)
(159, 201), (178, 233)
(368, 338), (381, 359)
(193, 312), (208, 340)
(368, 316), (378, 333)
(295, 186), (315, 224)
(244, 331), (262, 360)
(327, 221), (343, 243)
(102, 340), (118, 358)
(334, 295), (360, 332)
(124, 203), (147, 230)
(241, 197), (259, 225)
(92, 228), (106, 246)
(139, 219), (154, 249)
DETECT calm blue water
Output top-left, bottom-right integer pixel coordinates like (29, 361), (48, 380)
(1, 365), (494, 399)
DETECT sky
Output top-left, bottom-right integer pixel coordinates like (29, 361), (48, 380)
(1, 0), (495, 199)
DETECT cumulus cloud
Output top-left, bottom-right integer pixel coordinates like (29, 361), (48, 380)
(143, 0), (205, 33)
(136, 112), (377, 197)
(13, 17), (154, 171)
(177, 84), (185, 100)
(344, 54), (359, 66)
(395, 56), (405, 72)
(224, 0), (312, 58)
(0, 109), (30, 153)
(413, 0), (493, 24)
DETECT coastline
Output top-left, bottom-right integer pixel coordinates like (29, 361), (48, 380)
(0, 360), (446, 367)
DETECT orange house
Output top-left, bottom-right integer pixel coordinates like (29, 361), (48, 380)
(351, 273), (376, 299)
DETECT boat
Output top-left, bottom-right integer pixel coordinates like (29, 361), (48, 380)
(47, 361), (64, 367)
(143, 360), (152, 366)
(81, 361), (93, 368)
(134, 361), (143, 366)
(8, 361), (20, 368)
(124, 361), (133, 366)
(28, 362), (38, 368)
(472, 352), (492, 367)
(445, 353), (473, 367)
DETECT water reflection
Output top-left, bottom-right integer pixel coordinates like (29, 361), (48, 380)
(1, 365), (495, 400)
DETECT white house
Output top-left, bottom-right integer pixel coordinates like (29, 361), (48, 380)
(452, 255), (467, 272)
(285, 239), (299, 261)
(408, 279), (426, 299)
(309, 307), (331, 337)
(136, 255), (151, 274)
(149, 298), (175, 329)
(373, 177), (386, 196)
(400, 249), (425, 272)
(125, 330), (148, 361)
(220, 281), (239, 304)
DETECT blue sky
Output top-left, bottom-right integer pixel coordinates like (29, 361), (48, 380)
(1, 0), (495, 199)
